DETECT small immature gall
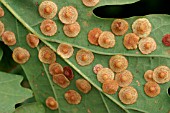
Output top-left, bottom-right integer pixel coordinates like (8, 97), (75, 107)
(39, 1), (58, 19)
(2, 31), (16, 46)
(0, 7), (4, 17)
(76, 49), (94, 66)
(64, 90), (81, 104)
(0, 21), (4, 36)
(53, 74), (70, 88)
(138, 37), (157, 54)
(76, 79), (92, 93)
(58, 6), (78, 24)
(153, 66), (170, 84)
(12, 47), (30, 64)
(63, 22), (80, 38)
(49, 62), (63, 76)
(144, 82), (160, 97)
(88, 28), (102, 46)
(40, 19), (57, 36)
(123, 33), (139, 50)
(63, 66), (74, 80)
(93, 64), (103, 74)
(97, 68), (114, 83)
(38, 46), (56, 64)
(144, 70), (154, 82)
(119, 86), (138, 105)
(26, 33), (39, 48)
(162, 34), (170, 46)
(115, 70), (133, 87)
(109, 55), (128, 73)
(57, 43), (74, 58)
(111, 19), (129, 36)
(46, 97), (58, 110)
(132, 18), (152, 38)
(98, 31), (115, 48)
(82, 0), (100, 7)
(102, 79), (119, 94)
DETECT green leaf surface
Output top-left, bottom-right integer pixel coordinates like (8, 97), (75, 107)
(0, 71), (33, 113)
(0, 0), (170, 113)
(14, 102), (45, 113)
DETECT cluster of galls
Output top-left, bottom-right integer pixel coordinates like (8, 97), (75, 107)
(87, 17), (159, 55)
(12, 33), (40, 64)
(144, 66), (170, 97)
(39, 1), (81, 38)
(0, 7), (41, 64)
(47, 61), (92, 108)
(38, 45), (92, 109)
(38, 46), (93, 109)
(38, 0), (102, 38)
(93, 55), (138, 105)
(0, 8), (17, 51)
(49, 62), (74, 88)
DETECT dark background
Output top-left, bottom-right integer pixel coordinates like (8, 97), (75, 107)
(94, 0), (170, 18)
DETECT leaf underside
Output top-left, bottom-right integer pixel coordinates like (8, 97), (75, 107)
(0, 0), (170, 113)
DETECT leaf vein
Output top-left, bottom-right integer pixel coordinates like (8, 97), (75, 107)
(100, 92), (111, 113)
